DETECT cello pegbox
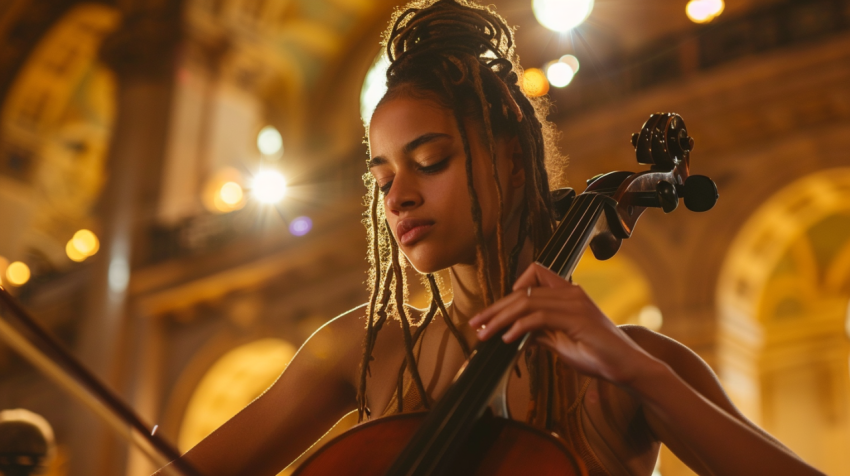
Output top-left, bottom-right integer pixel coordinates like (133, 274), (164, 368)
(632, 113), (691, 171)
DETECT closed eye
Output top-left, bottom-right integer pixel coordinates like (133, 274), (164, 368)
(378, 156), (451, 195)
(418, 156), (450, 174)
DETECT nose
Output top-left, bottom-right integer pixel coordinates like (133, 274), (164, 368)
(385, 174), (421, 215)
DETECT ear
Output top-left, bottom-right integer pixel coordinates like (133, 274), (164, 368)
(507, 135), (525, 189)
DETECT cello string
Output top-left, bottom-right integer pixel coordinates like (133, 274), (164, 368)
(540, 193), (596, 270)
(418, 193), (606, 459)
(543, 194), (603, 275)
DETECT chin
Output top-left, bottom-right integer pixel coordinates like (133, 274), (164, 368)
(401, 242), (470, 275)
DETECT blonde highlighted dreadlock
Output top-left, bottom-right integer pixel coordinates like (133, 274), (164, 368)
(357, 0), (564, 423)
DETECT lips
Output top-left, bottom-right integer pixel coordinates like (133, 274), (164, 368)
(396, 218), (435, 246)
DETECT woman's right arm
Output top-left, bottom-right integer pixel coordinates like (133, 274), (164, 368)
(155, 306), (366, 476)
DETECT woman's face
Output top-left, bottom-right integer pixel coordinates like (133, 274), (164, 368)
(368, 94), (523, 274)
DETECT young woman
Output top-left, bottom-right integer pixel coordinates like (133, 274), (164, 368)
(159, 1), (823, 475)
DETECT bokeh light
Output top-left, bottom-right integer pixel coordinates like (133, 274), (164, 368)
(204, 168), (246, 214)
(0, 256), (8, 286)
(219, 182), (243, 206)
(360, 53), (391, 123)
(256, 125), (283, 157)
(289, 216), (312, 236)
(560, 54), (580, 74)
(66, 240), (87, 262)
(532, 0), (594, 32)
(252, 170), (287, 204)
(546, 61), (575, 88)
(72, 229), (99, 257)
(638, 305), (663, 331)
(686, 0), (724, 23)
(521, 68), (550, 97)
(6, 261), (31, 286)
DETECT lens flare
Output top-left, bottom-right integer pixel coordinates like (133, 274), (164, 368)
(289, 216), (313, 236)
(686, 0), (724, 23)
(532, 0), (594, 32)
(252, 170), (287, 204)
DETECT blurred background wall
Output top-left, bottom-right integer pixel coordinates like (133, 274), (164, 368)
(0, 0), (848, 475)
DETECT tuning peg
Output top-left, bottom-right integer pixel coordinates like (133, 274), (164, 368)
(678, 129), (694, 152)
(682, 175), (718, 212)
(656, 180), (679, 213)
(551, 187), (576, 220)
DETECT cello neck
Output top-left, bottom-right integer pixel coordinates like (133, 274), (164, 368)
(385, 191), (615, 476)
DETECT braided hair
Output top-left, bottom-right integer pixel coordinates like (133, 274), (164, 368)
(357, 0), (564, 422)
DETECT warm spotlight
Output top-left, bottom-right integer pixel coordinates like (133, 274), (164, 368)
(521, 68), (549, 97)
(289, 216), (312, 236)
(72, 229), (99, 257)
(686, 0), (724, 24)
(257, 126), (283, 157)
(252, 170), (287, 204)
(6, 261), (31, 286)
(532, 0), (594, 32)
(546, 61), (575, 88)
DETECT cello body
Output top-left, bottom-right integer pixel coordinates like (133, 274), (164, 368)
(293, 412), (586, 476)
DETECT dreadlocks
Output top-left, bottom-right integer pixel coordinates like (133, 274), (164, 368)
(357, 0), (564, 422)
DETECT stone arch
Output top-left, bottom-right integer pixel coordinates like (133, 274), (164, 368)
(716, 167), (850, 474)
(176, 338), (297, 451)
(717, 168), (850, 327)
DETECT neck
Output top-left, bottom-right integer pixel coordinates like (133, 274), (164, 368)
(446, 187), (532, 334)
(447, 236), (534, 330)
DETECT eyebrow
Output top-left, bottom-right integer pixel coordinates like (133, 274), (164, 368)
(368, 132), (452, 168)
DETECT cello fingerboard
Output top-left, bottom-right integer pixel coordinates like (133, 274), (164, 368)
(385, 192), (613, 476)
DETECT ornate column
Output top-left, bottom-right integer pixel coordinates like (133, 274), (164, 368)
(70, 2), (182, 475)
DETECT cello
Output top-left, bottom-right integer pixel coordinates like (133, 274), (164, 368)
(0, 113), (717, 476)
(293, 112), (718, 476)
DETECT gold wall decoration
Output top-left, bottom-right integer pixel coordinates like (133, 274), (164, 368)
(0, 3), (119, 267)
(717, 168), (850, 474)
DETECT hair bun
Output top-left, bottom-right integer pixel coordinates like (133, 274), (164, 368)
(386, 0), (515, 69)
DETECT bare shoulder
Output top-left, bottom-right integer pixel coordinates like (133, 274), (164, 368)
(315, 303), (369, 340)
(287, 304), (368, 386)
(307, 303), (368, 356)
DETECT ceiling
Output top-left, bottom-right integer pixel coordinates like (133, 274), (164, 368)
(488, 0), (785, 70)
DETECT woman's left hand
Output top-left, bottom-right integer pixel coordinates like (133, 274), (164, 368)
(468, 262), (657, 386)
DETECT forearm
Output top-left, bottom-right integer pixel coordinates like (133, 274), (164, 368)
(630, 358), (824, 476)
